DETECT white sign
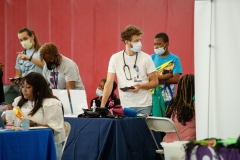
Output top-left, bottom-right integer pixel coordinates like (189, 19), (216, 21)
(52, 89), (72, 115)
(69, 90), (88, 115)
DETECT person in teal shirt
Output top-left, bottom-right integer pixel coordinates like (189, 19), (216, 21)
(151, 32), (182, 116)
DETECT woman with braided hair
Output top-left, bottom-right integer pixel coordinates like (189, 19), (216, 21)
(163, 74), (196, 142)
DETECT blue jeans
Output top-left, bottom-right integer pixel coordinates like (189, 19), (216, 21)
(127, 106), (152, 115)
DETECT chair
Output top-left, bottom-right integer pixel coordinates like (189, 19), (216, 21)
(145, 116), (181, 159)
(62, 122), (71, 153)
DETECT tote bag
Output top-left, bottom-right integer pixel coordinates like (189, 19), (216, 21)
(152, 85), (166, 117)
(162, 81), (173, 106)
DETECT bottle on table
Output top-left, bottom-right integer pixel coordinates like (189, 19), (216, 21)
(92, 100), (97, 112)
(21, 117), (29, 130)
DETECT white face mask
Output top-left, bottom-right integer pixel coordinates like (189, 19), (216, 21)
(155, 43), (167, 55)
(130, 41), (142, 53)
(96, 88), (103, 97)
(21, 39), (33, 49)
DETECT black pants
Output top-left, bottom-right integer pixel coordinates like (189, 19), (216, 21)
(0, 69), (5, 103)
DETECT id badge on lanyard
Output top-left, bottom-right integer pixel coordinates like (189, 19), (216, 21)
(133, 65), (142, 82)
(52, 69), (59, 89)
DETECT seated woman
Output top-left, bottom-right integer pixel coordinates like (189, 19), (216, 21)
(90, 78), (120, 108)
(11, 72), (64, 160)
(163, 74), (195, 142)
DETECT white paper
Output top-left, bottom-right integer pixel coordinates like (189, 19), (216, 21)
(52, 89), (72, 115)
(69, 90), (88, 115)
(64, 114), (78, 118)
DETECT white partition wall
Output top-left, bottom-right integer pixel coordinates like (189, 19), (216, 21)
(194, 0), (212, 140)
(52, 89), (72, 115)
(69, 90), (88, 115)
(195, 0), (240, 139)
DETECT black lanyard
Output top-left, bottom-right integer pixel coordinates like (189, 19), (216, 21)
(18, 49), (34, 65)
(122, 50), (138, 80)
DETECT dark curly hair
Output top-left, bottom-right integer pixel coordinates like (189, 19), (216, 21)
(40, 42), (59, 61)
(165, 74), (195, 125)
(121, 25), (143, 42)
(18, 27), (41, 53)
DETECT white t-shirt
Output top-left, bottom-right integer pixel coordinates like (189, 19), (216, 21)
(108, 50), (156, 107)
(15, 48), (43, 77)
(12, 96), (65, 144)
(42, 55), (84, 90)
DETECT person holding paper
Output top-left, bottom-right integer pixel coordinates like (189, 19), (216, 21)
(40, 43), (84, 94)
(12, 27), (45, 85)
(90, 78), (120, 108)
(6, 72), (65, 159)
(100, 25), (158, 115)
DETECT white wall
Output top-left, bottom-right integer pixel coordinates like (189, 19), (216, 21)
(195, 0), (240, 140)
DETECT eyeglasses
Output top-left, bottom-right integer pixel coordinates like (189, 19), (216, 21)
(122, 50), (138, 81)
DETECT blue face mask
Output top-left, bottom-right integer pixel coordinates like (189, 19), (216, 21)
(154, 44), (166, 55)
(96, 88), (103, 97)
(154, 47), (165, 55)
(130, 42), (142, 53)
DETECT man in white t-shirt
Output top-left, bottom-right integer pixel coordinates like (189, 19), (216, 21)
(40, 43), (84, 95)
(100, 25), (158, 115)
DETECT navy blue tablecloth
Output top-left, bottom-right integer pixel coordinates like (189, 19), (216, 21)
(62, 117), (159, 160)
(0, 129), (56, 160)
